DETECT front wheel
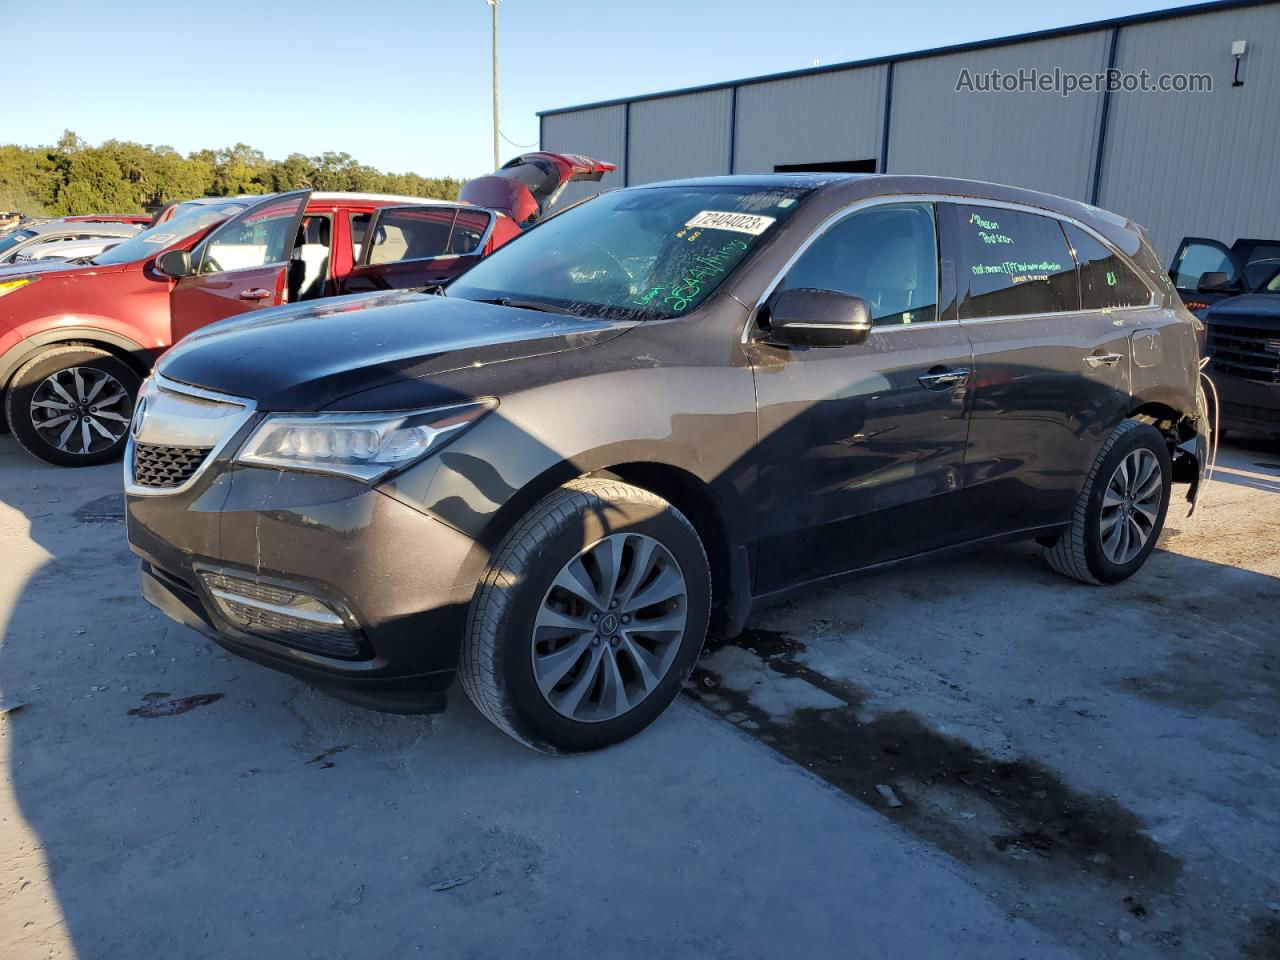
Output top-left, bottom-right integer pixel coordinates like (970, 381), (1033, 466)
(5, 346), (140, 467)
(1045, 419), (1172, 584)
(460, 478), (711, 754)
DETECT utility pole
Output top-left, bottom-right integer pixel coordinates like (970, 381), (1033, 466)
(488, 0), (500, 169)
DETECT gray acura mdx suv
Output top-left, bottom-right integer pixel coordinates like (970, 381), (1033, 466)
(125, 174), (1207, 753)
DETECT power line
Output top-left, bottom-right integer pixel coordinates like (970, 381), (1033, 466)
(499, 129), (538, 150)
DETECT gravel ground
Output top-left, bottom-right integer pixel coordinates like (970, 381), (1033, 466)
(1, 434), (1277, 959)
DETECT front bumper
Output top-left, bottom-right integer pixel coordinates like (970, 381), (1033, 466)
(127, 462), (486, 711)
(1210, 371), (1280, 436)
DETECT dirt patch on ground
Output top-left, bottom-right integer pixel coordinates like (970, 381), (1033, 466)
(687, 628), (1181, 894)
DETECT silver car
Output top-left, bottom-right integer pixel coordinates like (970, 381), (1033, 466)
(0, 220), (141, 265)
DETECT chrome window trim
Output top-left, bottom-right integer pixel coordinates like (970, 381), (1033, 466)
(958, 304), (1163, 326)
(742, 192), (1158, 344)
(123, 373), (257, 498)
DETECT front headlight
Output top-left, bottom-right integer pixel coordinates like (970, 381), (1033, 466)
(235, 400), (495, 481)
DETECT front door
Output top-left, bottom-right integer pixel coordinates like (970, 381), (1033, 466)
(1169, 237), (1245, 312)
(169, 190), (310, 342)
(748, 201), (974, 593)
(339, 205), (493, 294)
(941, 203), (1136, 530)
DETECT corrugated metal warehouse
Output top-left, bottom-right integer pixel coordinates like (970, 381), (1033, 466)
(539, 0), (1279, 258)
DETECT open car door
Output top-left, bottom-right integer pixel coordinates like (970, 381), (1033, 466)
(339, 205), (494, 294)
(1169, 236), (1247, 313)
(458, 152), (617, 226)
(169, 190), (310, 342)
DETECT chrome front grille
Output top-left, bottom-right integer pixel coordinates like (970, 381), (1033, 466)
(132, 443), (211, 489)
(1207, 321), (1280, 384)
(125, 375), (255, 496)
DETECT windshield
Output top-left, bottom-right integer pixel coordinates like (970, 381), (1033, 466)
(1251, 260), (1280, 293)
(0, 229), (36, 257)
(447, 184), (812, 320)
(91, 200), (250, 266)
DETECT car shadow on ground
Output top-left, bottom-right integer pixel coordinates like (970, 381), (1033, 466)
(2, 439), (1279, 959)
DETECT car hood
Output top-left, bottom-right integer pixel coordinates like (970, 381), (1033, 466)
(157, 290), (634, 411)
(0, 257), (116, 279)
(1206, 293), (1280, 325)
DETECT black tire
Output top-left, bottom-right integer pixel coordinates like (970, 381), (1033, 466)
(4, 346), (140, 467)
(1044, 419), (1172, 585)
(459, 478), (712, 754)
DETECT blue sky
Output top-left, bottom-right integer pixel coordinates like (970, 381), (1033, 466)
(6, 0), (1203, 179)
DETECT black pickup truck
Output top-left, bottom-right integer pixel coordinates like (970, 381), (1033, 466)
(1170, 237), (1280, 439)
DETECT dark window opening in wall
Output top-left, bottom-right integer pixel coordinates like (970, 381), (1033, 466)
(774, 159), (877, 174)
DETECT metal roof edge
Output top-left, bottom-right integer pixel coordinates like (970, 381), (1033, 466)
(537, 0), (1274, 116)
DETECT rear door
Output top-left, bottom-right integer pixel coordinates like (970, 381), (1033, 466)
(942, 203), (1137, 529)
(169, 190), (309, 342)
(338, 205), (493, 294)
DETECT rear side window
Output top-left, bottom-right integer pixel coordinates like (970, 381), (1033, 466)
(778, 202), (939, 326)
(365, 207), (491, 265)
(951, 205), (1078, 319)
(1065, 225), (1153, 310)
(449, 209), (490, 254)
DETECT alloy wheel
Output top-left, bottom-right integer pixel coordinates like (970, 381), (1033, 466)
(532, 532), (688, 723)
(29, 366), (132, 456)
(1099, 448), (1163, 565)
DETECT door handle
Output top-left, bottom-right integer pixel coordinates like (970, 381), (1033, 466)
(917, 367), (970, 389)
(1085, 353), (1123, 368)
(239, 288), (272, 301)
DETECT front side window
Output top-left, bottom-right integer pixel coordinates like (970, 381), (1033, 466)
(91, 201), (250, 266)
(1065, 225), (1153, 310)
(952, 205), (1078, 319)
(197, 193), (307, 274)
(777, 202), (938, 325)
(350, 213), (371, 262)
(1170, 240), (1235, 292)
(448, 184), (812, 320)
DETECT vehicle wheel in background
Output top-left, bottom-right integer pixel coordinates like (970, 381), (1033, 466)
(460, 478), (711, 754)
(5, 346), (140, 467)
(1045, 418), (1172, 585)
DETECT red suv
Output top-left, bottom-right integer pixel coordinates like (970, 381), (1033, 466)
(0, 152), (615, 467)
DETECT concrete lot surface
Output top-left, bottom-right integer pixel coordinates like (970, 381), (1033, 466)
(1, 435), (1277, 959)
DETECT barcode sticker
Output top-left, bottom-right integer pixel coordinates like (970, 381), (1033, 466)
(685, 210), (776, 236)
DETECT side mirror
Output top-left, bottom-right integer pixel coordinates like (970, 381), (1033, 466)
(1197, 270), (1239, 294)
(764, 287), (873, 347)
(154, 249), (193, 279)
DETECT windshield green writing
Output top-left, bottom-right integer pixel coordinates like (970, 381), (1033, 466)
(633, 237), (750, 313)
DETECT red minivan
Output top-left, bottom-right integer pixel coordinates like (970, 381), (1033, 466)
(0, 152), (615, 467)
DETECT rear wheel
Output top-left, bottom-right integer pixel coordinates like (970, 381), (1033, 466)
(460, 478), (711, 754)
(5, 346), (140, 467)
(1045, 419), (1172, 584)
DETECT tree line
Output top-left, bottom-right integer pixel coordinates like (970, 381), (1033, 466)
(0, 131), (464, 216)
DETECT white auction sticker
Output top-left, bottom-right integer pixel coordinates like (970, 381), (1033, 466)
(143, 233), (176, 244)
(685, 210), (776, 236)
